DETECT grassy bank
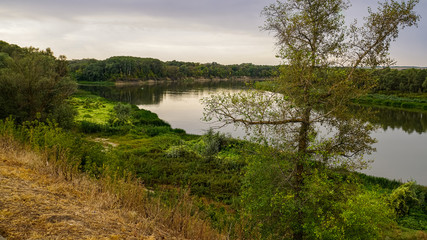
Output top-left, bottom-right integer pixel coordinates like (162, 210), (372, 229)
(1, 90), (426, 238)
(71, 90), (427, 236)
(353, 93), (427, 111)
(0, 120), (224, 239)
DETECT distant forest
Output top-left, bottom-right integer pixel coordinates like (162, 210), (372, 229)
(69, 56), (427, 93)
(373, 67), (427, 93)
(1, 39), (426, 93)
(68, 56), (278, 82)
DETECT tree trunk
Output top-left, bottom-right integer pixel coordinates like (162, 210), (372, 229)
(293, 107), (311, 240)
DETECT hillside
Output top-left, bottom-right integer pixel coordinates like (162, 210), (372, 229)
(0, 143), (163, 239)
(0, 137), (221, 240)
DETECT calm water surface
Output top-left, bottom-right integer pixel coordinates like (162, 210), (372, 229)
(81, 81), (427, 185)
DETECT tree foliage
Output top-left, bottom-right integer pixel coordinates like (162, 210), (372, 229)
(374, 67), (427, 93)
(0, 41), (77, 127)
(203, 0), (420, 238)
(69, 57), (277, 82)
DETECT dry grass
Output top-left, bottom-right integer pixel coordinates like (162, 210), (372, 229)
(0, 137), (223, 240)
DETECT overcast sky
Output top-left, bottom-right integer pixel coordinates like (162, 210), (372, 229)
(1, 0), (426, 66)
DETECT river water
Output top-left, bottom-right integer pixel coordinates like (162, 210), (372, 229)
(81, 81), (427, 185)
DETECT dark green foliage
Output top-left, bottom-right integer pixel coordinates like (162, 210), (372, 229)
(202, 129), (230, 157)
(109, 103), (132, 126)
(399, 213), (427, 230)
(357, 173), (403, 190)
(354, 94), (427, 111)
(69, 56), (277, 82)
(374, 68), (427, 93)
(79, 121), (106, 133)
(144, 126), (173, 137)
(130, 105), (170, 126)
(0, 41), (77, 128)
(239, 146), (397, 239)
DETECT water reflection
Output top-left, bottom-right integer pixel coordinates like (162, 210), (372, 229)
(79, 80), (250, 105)
(81, 82), (427, 134)
(371, 107), (427, 134)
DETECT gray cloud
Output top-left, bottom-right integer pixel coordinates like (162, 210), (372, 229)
(0, 0), (426, 66)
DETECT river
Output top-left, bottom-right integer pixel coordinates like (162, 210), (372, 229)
(81, 80), (427, 185)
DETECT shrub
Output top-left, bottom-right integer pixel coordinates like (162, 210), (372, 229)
(389, 182), (419, 217)
(401, 102), (416, 109)
(80, 121), (104, 133)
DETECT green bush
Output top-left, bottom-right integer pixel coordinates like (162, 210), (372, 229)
(389, 182), (420, 217)
(399, 214), (427, 230)
(401, 102), (417, 109)
(80, 120), (104, 133)
(240, 147), (396, 240)
(144, 126), (172, 137)
(373, 99), (385, 105)
(392, 101), (402, 107)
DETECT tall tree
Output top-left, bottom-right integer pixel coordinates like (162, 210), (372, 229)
(203, 0), (419, 238)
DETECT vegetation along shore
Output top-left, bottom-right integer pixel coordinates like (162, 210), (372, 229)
(1, 0), (427, 238)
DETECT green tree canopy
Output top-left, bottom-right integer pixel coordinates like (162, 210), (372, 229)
(0, 41), (77, 127)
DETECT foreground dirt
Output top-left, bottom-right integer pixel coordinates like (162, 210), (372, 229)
(0, 148), (160, 240)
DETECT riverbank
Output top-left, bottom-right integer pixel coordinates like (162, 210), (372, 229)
(77, 77), (271, 87)
(252, 80), (427, 113)
(71, 91), (427, 236)
(1, 90), (426, 238)
(353, 93), (427, 112)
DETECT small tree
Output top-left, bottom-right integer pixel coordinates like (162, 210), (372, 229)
(203, 0), (419, 238)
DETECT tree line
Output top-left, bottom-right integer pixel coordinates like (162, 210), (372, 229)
(69, 55), (427, 94)
(68, 56), (278, 82)
(374, 67), (427, 93)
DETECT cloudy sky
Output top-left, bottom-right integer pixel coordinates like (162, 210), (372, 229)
(1, 0), (426, 66)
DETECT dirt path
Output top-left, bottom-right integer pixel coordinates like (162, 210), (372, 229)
(0, 148), (159, 240)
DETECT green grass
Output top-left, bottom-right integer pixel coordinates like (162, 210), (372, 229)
(353, 93), (427, 112)
(70, 90), (115, 124)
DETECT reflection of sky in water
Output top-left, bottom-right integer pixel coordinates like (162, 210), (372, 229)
(138, 87), (427, 185)
(362, 129), (427, 185)
(138, 89), (248, 138)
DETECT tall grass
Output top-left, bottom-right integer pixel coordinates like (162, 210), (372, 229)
(0, 118), (224, 239)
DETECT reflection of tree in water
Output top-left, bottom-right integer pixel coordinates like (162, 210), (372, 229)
(79, 80), (250, 105)
(81, 83), (427, 134)
(79, 85), (163, 105)
(352, 106), (427, 134)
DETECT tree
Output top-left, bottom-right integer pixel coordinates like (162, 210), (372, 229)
(0, 42), (77, 127)
(203, 0), (419, 238)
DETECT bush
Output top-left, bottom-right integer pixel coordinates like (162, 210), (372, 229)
(401, 102), (416, 109)
(144, 126), (172, 137)
(389, 182), (420, 217)
(392, 101), (402, 107)
(399, 214), (427, 230)
(80, 121), (104, 133)
(202, 129), (230, 157)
